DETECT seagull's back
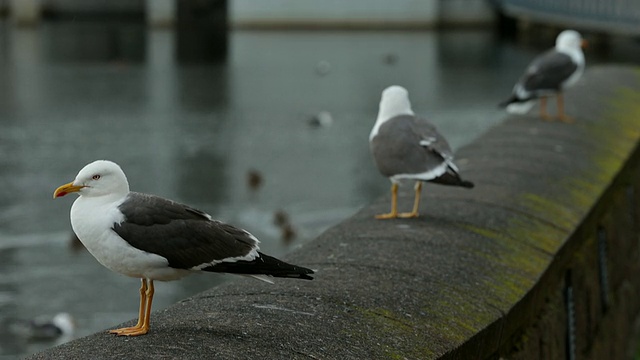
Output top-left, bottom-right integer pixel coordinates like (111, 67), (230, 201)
(113, 192), (259, 271)
(518, 49), (579, 95)
(370, 114), (451, 180)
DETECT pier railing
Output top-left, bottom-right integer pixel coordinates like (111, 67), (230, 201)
(499, 0), (640, 35)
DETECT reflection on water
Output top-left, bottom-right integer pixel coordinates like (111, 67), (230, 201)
(1, 20), (639, 358)
(45, 22), (146, 63)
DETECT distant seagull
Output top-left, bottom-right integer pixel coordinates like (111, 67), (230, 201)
(315, 60), (331, 77)
(370, 86), (474, 219)
(382, 53), (398, 66)
(8, 313), (75, 341)
(54, 160), (314, 336)
(500, 30), (587, 123)
(308, 111), (334, 128)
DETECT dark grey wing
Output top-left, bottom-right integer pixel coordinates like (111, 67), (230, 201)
(112, 192), (258, 269)
(520, 50), (577, 92)
(411, 117), (454, 161)
(412, 117), (474, 188)
(370, 115), (448, 178)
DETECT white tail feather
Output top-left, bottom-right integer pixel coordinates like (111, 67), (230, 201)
(245, 274), (275, 284)
(506, 101), (535, 115)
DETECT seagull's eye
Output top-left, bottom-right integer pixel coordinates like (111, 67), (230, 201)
(92, 175), (101, 180)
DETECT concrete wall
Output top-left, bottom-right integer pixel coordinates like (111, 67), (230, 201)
(4, 0), (497, 28)
(230, 0), (441, 28)
(28, 66), (640, 359)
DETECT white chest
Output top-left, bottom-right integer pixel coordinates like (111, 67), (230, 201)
(69, 196), (174, 280)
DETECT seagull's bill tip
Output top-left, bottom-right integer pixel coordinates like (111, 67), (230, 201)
(53, 182), (83, 199)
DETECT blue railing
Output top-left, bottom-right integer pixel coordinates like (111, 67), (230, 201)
(499, 0), (640, 35)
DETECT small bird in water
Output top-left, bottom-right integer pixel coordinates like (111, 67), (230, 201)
(273, 210), (297, 245)
(246, 169), (263, 193)
(499, 30), (587, 123)
(369, 86), (474, 219)
(273, 209), (290, 228)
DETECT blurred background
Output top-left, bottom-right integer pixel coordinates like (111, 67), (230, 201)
(0, 0), (639, 358)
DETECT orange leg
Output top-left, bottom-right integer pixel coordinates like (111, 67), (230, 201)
(556, 93), (574, 123)
(109, 279), (154, 336)
(539, 97), (552, 121)
(399, 181), (422, 218)
(376, 183), (399, 219)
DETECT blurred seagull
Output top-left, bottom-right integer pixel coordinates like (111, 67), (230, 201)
(370, 86), (474, 219)
(273, 209), (290, 228)
(8, 313), (75, 341)
(308, 111), (334, 128)
(314, 60), (332, 76)
(500, 30), (587, 123)
(246, 169), (263, 192)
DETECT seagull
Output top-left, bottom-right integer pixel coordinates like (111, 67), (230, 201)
(499, 29), (587, 123)
(53, 160), (314, 337)
(308, 111), (334, 128)
(370, 86), (474, 219)
(8, 312), (75, 341)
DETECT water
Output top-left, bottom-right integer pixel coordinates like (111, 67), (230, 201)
(0, 21), (638, 358)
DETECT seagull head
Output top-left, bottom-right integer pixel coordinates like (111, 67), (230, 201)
(51, 312), (76, 336)
(377, 85), (415, 122)
(556, 30), (586, 51)
(53, 160), (130, 199)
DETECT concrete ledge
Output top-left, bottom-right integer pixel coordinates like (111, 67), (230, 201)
(30, 66), (640, 359)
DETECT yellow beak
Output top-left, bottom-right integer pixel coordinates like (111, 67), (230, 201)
(53, 182), (84, 199)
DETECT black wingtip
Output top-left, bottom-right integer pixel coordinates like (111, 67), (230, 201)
(498, 96), (515, 108)
(202, 252), (315, 280)
(297, 271), (315, 281)
(461, 180), (475, 189)
(429, 172), (475, 189)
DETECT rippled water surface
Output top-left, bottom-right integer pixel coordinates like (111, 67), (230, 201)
(0, 20), (638, 358)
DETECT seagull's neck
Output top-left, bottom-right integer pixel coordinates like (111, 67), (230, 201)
(75, 191), (129, 208)
(370, 105), (414, 141)
(556, 45), (584, 66)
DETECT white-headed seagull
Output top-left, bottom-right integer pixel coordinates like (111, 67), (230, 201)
(53, 160), (314, 336)
(500, 29), (587, 123)
(370, 86), (474, 220)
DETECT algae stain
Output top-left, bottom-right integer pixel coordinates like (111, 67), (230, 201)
(460, 223), (549, 275)
(457, 222), (561, 305)
(579, 83), (640, 209)
(355, 304), (493, 359)
(361, 308), (414, 330)
(506, 217), (564, 253)
(461, 224), (503, 242)
(518, 193), (579, 229)
(559, 177), (602, 209)
(353, 307), (436, 359)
